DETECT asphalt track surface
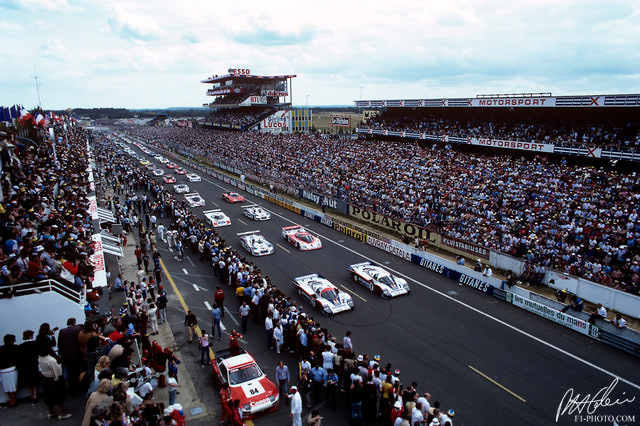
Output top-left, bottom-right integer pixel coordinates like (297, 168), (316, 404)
(125, 140), (640, 426)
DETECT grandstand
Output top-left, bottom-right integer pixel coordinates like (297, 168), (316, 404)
(355, 92), (640, 162)
(201, 67), (312, 133)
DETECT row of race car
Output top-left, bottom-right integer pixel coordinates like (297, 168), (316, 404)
(135, 142), (413, 309)
(126, 139), (413, 419)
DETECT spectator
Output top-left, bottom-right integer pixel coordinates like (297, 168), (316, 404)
(612, 314), (628, 329)
(561, 294), (584, 314)
(588, 303), (608, 324)
(199, 332), (211, 367)
(184, 309), (198, 344)
(37, 343), (72, 420)
(0, 334), (20, 407)
(81, 378), (112, 426)
(17, 330), (40, 403)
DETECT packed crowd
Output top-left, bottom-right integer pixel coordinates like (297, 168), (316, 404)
(98, 134), (455, 425)
(118, 124), (640, 295)
(360, 109), (640, 150)
(0, 125), (98, 293)
(206, 108), (274, 127)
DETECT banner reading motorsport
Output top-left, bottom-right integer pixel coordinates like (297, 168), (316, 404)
(506, 293), (599, 338)
(468, 137), (554, 153)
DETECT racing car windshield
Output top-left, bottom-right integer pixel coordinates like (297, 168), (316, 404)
(229, 364), (262, 385)
(320, 288), (339, 301)
(297, 233), (314, 243)
(378, 275), (400, 288)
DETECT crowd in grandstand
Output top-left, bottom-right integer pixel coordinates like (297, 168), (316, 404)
(360, 109), (640, 150)
(118, 124), (640, 296)
(0, 126), (97, 293)
(205, 108), (274, 127)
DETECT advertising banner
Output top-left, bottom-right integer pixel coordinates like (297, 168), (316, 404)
(506, 293), (599, 338)
(349, 206), (430, 239)
(366, 235), (411, 261)
(90, 234), (108, 288)
(261, 110), (291, 133)
(411, 254), (495, 295)
(440, 235), (490, 260)
(468, 137), (555, 153)
(330, 115), (351, 127)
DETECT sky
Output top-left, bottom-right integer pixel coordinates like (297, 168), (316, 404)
(1, 0), (639, 110)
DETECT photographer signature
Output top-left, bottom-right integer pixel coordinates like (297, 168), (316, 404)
(556, 378), (636, 421)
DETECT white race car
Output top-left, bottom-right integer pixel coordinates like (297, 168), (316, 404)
(238, 231), (274, 256)
(203, 209), (231, 227)
(173, 184), (190, 194)
(282, 225), (322, 250)
(158, 157), (169, 164)
(292, 274), (354, 316)
(347, 262), (410, 298)
(184, 192), (206, 207)
(186, 173), (201, 182)
(242, 205), (271, 221)
(152, 169), (164, 176)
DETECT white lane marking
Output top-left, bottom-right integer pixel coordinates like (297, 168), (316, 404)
(204, 301), (212, 311)
(186, 256), (195, 267)
(193, 284), (200, 292)
(182, 268), (188, 275)
(268, 210), (640, 391)
(224, 308), (239, 326)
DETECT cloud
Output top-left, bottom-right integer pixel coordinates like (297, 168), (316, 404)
(0, 0), (72, 11)
(106, 6), (165, 42)
(231, 27), (316, 46)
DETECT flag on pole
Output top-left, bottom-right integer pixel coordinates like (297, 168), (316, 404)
(18, 107), (32, 124)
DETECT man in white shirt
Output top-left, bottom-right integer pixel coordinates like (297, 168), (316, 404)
(288, 386), (302, 426)
(343, 331), (353, 352)
(417, 392), (431, 418)
(412, 401), (427, 424)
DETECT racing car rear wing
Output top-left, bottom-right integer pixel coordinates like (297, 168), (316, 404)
(184, 192), (201, 198)
(349, 261), (376, 268)
(282, 225), (304, 233)
(293, 273), (323, 282)
(237, 230), (261, 236)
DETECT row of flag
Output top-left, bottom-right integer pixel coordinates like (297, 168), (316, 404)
(0, 105), (64, 128)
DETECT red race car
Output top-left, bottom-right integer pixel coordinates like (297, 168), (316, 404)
(211, 348), (279, 419)
(222, 192), (245, 203)
(174, 167), (187, 175)
(162, 175), (176, 184)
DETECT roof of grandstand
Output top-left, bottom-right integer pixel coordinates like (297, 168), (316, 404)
(354, 93), (640, 108)
(200, 68), (296, 84)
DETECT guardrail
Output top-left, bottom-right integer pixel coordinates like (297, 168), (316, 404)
(1, 279), (85, 305)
